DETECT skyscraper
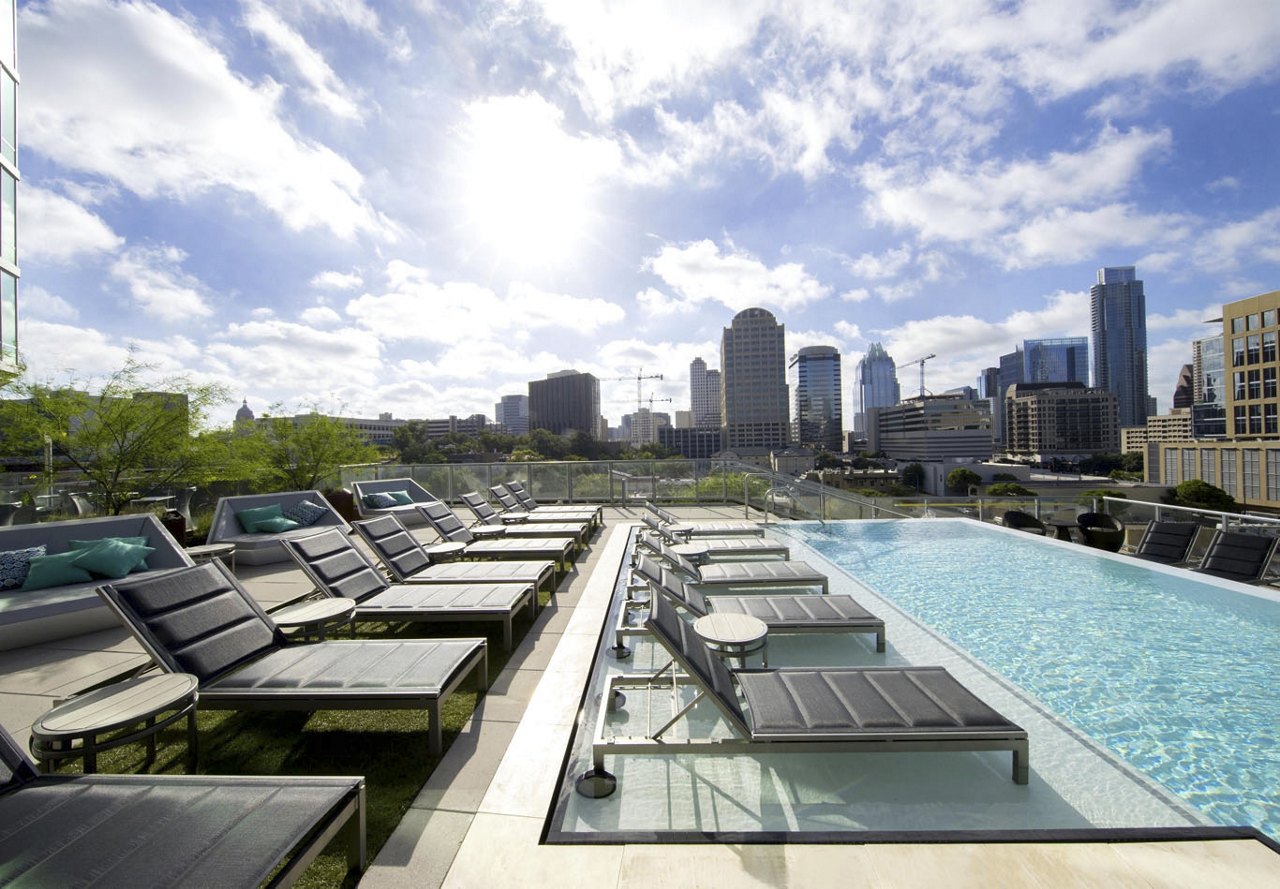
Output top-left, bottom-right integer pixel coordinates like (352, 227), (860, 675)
(854, 343), (899, 435)
(1024, 337), (1089, 384)
(721, 307), (789, 450)
(1091, 266), (1150, 428)
(789, 345), (842, 451)
(527, 370), (601, 438)
(495, 393), (529, 435)
(0, 0), (18, 379)
(689, 357), (721, 428)
(992, 348), (1025, 447)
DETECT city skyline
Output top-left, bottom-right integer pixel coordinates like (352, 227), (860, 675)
(13, 1), (1280, 428)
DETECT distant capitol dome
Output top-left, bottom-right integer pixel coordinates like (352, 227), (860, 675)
(235, 399), (255, 423)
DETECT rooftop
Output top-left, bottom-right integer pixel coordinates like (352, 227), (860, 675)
(2, 506), (1277, 887)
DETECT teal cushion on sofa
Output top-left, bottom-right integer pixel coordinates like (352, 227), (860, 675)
(71, 539), (156, 579)
(1, 545), (45, 590)
(388, 490), (414, 506)
(69, 536), (151, 570)
(20, 551), (95, 590)
(236, 504), (284, 533)
(251, 516), (301, 533)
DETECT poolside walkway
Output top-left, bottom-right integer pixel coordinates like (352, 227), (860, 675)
(2, 506), (1278, 888)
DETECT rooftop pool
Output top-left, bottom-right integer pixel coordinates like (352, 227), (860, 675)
(548, 519), (1280, 844)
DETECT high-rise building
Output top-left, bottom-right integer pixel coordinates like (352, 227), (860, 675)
(1005, 382), (1119, 459)
(1172, 364), (1194, 410)
(867, 395), (993, 462)
(0, 0), (17, 379)
(1191, 333), (1226, 438)
(528, 370), (601, 438)
(689, 357), (721, 428)
(494, 394), (529, 435)
(854, 343), (899, 435)
(720, 307), (789, 450)
(1091, 266), (1150, 428)
(789, 345), (842, 451)
(1024, 337), (1089, 384)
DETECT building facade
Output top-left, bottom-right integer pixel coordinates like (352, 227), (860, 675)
(528, 370), (601, 438)
(1004, 382), (1119, 460)
(658, 426), (723, 459)
(689, 357), (721, 429)
(1191, 333), (1226, 439)
(788, 345), (842, 451)
(494, 394), (529, 436)
(866, 395), (993, 462)
(1024, 337), (1089, 384)
(854, 342), (899, 435)
(994, 348), (1025, 445)
(720, 307), (789, 450)
(0, 0), (17, 379)
(1090, 266), (1150, 428)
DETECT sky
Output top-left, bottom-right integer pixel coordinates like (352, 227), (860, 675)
(14, 0), (1280, 431)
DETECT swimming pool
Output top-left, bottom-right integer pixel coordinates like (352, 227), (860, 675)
(777, 519), (1280, 841)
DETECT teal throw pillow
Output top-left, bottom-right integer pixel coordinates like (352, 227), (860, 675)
(71, 539), (156, 579)
(236, 503), (284, 533)
(69, 536), (151, 570)
(1, 545), (46, 590)
(252, 516), (301, 533)
(388, 490), (414, 506)
(20, 551), (95, 590)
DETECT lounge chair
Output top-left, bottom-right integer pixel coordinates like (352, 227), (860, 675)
(489, 485), (601, 530)
(1077, 512), (1124, 551)
(1190, 529), (1279, 584)
(657, 538), (829, 593)
(97, 560), (488, 756)
(577, 592), (1028, 797)
(639, 514), (790, 560)
(352, 514), (557, 593)
(351, 477), (437, 525)
(458, 490), (593, 546)
(1130, 521), (1200, 565)
(633, 553), (884, 652)
(281, 530), (536, 650)
(502, 481), (604, 525)
(1000, 510), (1047, 535)
(0, 726), (366, 887)
(644, 501), (765, 538)
(415, 501), (575, 567)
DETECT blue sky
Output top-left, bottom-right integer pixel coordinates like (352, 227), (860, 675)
(15, 0), (1280, 428)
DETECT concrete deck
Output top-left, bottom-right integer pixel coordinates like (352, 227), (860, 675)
(2, 506), (1277, 888)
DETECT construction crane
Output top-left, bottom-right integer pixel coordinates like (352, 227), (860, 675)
(895, 353), (937, 398)
(602, 367), (664, 416)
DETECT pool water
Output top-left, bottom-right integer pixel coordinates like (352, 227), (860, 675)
(778, 519), (1280, 841)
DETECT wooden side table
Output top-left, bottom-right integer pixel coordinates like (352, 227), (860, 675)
(271, 597), (358, 641)
(30, 673), (199, 774)
(693, 613), (768, 668)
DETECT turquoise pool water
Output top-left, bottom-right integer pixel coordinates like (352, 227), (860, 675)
(777, 519), (1280, 841)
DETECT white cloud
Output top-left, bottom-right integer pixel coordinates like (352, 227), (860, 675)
(1000, 204), (1192, 269)
(22, 0), (392, 240)
(21, 187), (124, 262)
(840, 289), (871, 303)
(310, 270), (364, 290)
(20, 285), (79, 322)
(241, 0), (364, 120)
(300, 306), (343, 325)
(834, 320), (862, 342)
(1191, 207), (1280, 273)
(1207, 176), (1241, 192)
(205, 317), (384, 392)
(109, 245), (214, 322)
(846, 245), (912, 280)
(645, 240), (831, 313)
(635, 287), (695, 317)
(1148, 306), (1222, 331)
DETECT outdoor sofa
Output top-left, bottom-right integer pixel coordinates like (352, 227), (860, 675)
(351, 477), (437, 525)
(0, 513), (194, 650)
(208, 490), (348, 566)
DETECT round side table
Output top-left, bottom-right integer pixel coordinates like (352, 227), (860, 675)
(185, 541), (237, 572)
(31, 673), (199, 774)
(271, 597), (358, 641)
(670, 541), (711, 567)
(693, 613), (768, 668)
(426, 541), (469, 560)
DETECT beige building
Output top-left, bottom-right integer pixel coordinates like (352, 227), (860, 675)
(1149, 290), (1280, 508)
(1005, 382), (1118, 460)
(1123, 409), (1194, 454)
(867, 395), (993, 461)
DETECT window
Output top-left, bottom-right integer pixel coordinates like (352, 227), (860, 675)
(1266, 367), (1277, 400)
(1248, 335), (1261, 364)
(1267, 404), (1278, 436)
(1232, 317), (1246, 333)
(1, 168), (14, 266)
(1233, 337), (1246, 367)
(1248, 370), (1262, 400)
(0, 70), (12, 167)
(1268, 451), (1280, 501)
(1201, 449), (1216, 485)
(1248, 313), (1261, 331)
(1222, 449), (1238, 497)
(1265, 331), (1277, 363)
(0, 270), (12, 364)
(1164, 449), (1179, 485)
(1182, 448), (1196, 483)
(1234, 405), (1247, 435)
(1266, 309), (1277, 328)
(1234, 371), (1246, 400)
(1244, 449), (1261, 500)
(1250, 404), (1263, 435)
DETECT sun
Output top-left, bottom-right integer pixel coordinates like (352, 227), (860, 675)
(453, 95), (611, 269)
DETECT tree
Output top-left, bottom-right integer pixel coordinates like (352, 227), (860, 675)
(1166, 479), (1237, 512)
(900, 462), (925, 490)
(243, 411), (382, 492)
(946, 467), (982, 495)
(986, 482), (1037, 497)
(0, 359), (230, 514)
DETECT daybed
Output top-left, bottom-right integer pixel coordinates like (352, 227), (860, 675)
(0, 726), (366, 887)
(351, 477), (437, 525)
(98, 560), (488, 756)
(208, 490), (348, 566)
(0, 514), (194, 651)
(579, 593), (1028, 798)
